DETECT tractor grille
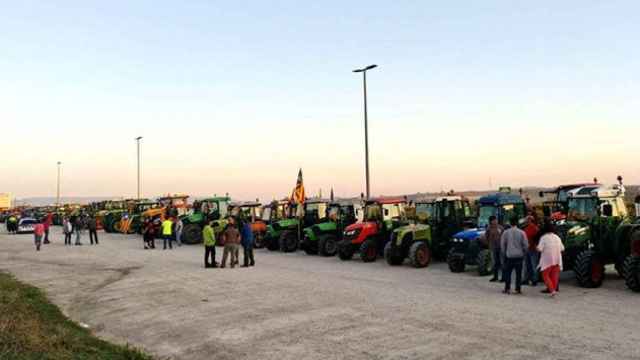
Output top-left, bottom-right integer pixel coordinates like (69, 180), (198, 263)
(343, 228), (361, 242)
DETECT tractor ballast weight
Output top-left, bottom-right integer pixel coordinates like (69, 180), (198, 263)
(447, 191), (526, 275)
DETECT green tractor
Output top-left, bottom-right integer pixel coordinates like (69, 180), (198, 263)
(385, 196), (474, 268)
(278, 199), (332, 253)
(262, 200), (297, 251)
(561, 178), (640, 288)
(623, 195), (640, 292)
(180, 196), (230, 245)
(338, 198), (408, 262)
(102, 200), (129, 233)
(298, 201), (358, 256)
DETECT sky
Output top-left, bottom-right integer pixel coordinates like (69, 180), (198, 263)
(2, 1), (639, 201)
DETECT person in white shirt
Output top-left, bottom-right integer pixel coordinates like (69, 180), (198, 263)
(537, 222), (565, 297)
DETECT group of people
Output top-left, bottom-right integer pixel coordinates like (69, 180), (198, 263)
(61, 214), (99, 246)
(484, 214), (564, 297)
(140, 214), (255, 269)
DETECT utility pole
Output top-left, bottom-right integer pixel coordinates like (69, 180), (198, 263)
(56, 161), (61, 206)
(353, 64), (378, 199)
(135, 136), (143, 199)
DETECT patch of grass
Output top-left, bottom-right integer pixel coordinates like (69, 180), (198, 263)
(0, 271), (153, 360)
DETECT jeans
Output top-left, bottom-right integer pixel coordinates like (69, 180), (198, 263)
(75, 230), (82, 245)
(525, 250), (540, 284)
(176, 230), (182, 246)
(503, 257), (524, 292)
(163, 234), (173, 249)
(89, 230), (99, 245)
(492, 247), (502, 280)
(204, 245), (216, 267)
(221, 243), (239, 267)
(243, 244), (255, 266)
(34, 234), (42, 250)
(64, 233), (72, 245)
(44, 228), (50, 243)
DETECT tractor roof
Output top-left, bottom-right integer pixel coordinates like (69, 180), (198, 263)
(305, 198), (331, 205)
(478, 193), (524, 206)
(435, 195), (463, 202)
(201, 196), (231, 202)
(568, 184), (624, 199)
(553, 183), (599, 192)
(329, 201), (356, 207)
(230, 201), (261, 208)
(367, 197), (407, 205)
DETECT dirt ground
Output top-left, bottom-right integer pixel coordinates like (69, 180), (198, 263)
(1, 229), (639, 360)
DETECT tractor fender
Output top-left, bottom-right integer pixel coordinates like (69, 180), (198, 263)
(615, 223), (640, 256)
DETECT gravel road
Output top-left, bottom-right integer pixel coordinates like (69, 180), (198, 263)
(1, 229), (638, 360)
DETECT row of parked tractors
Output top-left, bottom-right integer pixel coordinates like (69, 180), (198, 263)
(48, 177), (640, 293)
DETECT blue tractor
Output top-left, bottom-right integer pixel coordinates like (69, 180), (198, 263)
(446, 191), (527, 275)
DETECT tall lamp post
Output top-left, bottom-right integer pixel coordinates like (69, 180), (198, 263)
(135, 136), (143, 200)
(353, 64), (377, 199)
(56, 161), (61, 206)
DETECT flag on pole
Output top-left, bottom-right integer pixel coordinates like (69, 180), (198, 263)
(291, 168), (305, 218)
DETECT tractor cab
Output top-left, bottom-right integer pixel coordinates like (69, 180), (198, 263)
(230, 201), (269, 248)
(120, 200), (159, 234)
(276, 199), (331, 253)
(539, 183), (599, 222)
(338, 198), (408, 262)
(447, 191), (526, 275)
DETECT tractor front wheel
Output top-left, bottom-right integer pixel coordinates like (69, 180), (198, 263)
(181, 223), (203, 244)
(476, 249), (493, 276)
(624, 255), (640, 292)
(265, 235), (280, 251)
(279, 230), (298, 253)
(360, 239), (378, 262)
(318, 234), (338, 257)
(575, 250), (605, 288)
(409, 241), (431, 268)
(337, 240), (354, 261)
(447, 249), (465, 273)
(384, 242), (404, 266)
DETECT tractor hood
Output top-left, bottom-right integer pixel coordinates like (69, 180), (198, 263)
(452, 228), (484, 242)
(344, 221), (376, 234)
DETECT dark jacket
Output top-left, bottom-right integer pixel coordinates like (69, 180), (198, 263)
(241, 222), (254, 247)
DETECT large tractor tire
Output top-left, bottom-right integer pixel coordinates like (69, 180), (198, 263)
(279, 230), (298, 253)
(575, 250), (605, 288)
(447, 248), (465, 273)
(384, 242), (404, 266)
(409, 241), (432, 268)
(265, 235), (280, 251)
(181, 223), (203, 245)
(318, 234), (338, 257)
(302, 239), (317, 255)
(113, 221), (122, 233)
(254, 233), (265, 249)
(623, 256), (640, 292)
(337, 240), (354, 261)
(476, 249), (493, 276)
(360, 239), (378, 262)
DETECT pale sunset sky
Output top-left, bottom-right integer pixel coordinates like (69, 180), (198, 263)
(1, 1), (638, 201)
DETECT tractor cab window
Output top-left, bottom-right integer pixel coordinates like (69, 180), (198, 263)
(382, 204), (403, 220)
(478, 206), (498, 228)
(568, 198), (598, 220)
(305, 203), (328, 221)
(261, 207), (272, 221)
(500, 204), (525, 224)
(557, 190), (569, 203)
(415, 203), (434, 222)
(328, 206), (340, 221)
(600, 198), (628, 218)
(364, 205), (382, 221)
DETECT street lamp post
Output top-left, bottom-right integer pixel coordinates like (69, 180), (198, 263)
(56, 161), (61, 206)
(135, 136), (143, 200)
(353, 64), (378, 199)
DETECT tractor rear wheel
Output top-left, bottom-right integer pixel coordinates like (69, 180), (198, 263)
(265, 235), (280, 251)
(360, 239), (378, 262)
(476, 249), (493, 276)
(623, 255), (640, 292)
(447, 248), (465, 273)
(181, 223), (203, 245)
(337, 240), (354, 261)
(384, 242), (404, 266)
(279, 230), (298, 253)
(409, 241), (432, 268)
(318, 234), (338, 257)
(302, 239), (317, 255)
(575, 250), (605, 288)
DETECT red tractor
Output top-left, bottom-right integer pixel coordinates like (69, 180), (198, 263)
(337, 198), (407, 262)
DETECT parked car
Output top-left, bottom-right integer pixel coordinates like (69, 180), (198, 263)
(17, 218), (38, 234)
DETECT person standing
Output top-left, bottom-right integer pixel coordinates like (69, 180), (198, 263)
(7, 214), (17, 234)
(221, 217), (241, 268)
(34, 221), (44, 251)
(74, 215), (84, 246)
(537, 222), (564, 297)
(203, 220), (217, 268)
(241, 219), (255, 267)
(88, 215), (99, 245)
(484, 216), (504, 282)
(523, 215), (540, 286)
(175, 218), (183, 247)
(43, 212), (53, 244)
(63, 216), (73, 245)
(500, 217), (529, 294)
(161, 217), (174, 250)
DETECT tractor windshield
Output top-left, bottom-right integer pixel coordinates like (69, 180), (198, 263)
(567, 198), (598, 220)
(478, 206), (497, 228)
(305, 203), (328, 220)
(501, 204), (526, 224)
(364, 204), (382, 222)
(415, 203), (434, 221)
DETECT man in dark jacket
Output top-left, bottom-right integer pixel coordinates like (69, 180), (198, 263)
(483, 216), (504, 282)
(88, 215), (99, 245)
(500, 217), (529, 294)
(241, 219), (255, 267)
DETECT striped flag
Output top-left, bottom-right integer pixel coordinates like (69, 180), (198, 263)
(291, 169), (305, 205)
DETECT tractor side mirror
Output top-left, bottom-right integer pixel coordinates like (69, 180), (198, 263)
(538, 191), (544, 198)
(542, 206), (551, 217)
(602, 204), (613, 217)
